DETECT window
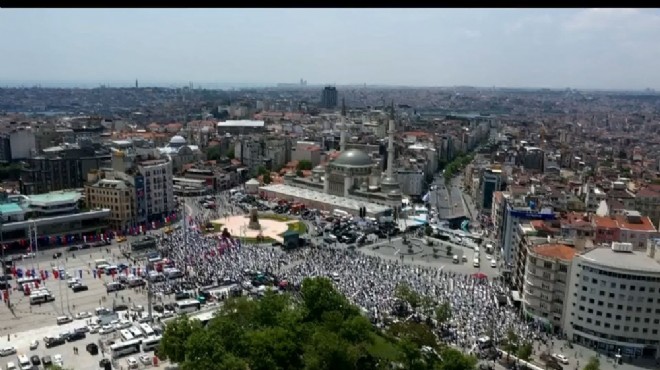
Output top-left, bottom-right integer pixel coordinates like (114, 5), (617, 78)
(621, 284), (627, 289)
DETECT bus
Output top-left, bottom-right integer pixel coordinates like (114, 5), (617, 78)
(29, 291), (54, 305)
(110, 339), (142, 359)
(119, 329), (134, 342)
(138, 323), (155, 337)
(128, 326), (143, 339)
(141, 336), (162, 352)
(175, 299), (201, 314)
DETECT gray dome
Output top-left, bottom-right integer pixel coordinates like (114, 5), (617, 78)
(333, 149), (373, 167)
(381, 175), (399, 186)
(313, 165), (325, 173)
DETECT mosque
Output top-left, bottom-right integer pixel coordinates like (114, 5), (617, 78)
(158, 135), (203, 173)
(263, 102), (402, 219)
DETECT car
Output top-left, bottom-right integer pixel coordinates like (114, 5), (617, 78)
(89, 324), (101, 334)
(131, 304), (144, 312)
(52, 353), (63, 367)
(99, 325), (115, 335)
(127, 356), (139, 369)
(41, 355), (52, 366)
(28, 340), (39, 350)
(29, 354), (41, 365)
(0, 346), (16, 356)
(490, 260), (497, 268)
(74, 326), (89, 333)
(552, 353), (569, 364)
(114, 320), (132, 330)
(22, 252), (35, 259)
(152, 304), (164, 313)
(67, 245), (80, 252)
(139, 354), (152, 365)
(44, 336), (65, 348)
(67, 331), (86, 342)
(99, 358), (112, 367)
(67, 278), (81, 288)
(52, 252), (62, 259)
(72, 284), (89, 292)
(75, 311), (92, 320)
(113, 304), (129, 311)
(117, 236), (127, 243)
(56, 316), (73, 325)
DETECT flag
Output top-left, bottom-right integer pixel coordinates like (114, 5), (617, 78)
(92, 270), (97, 278)
(52, 270), (59, 280)
(31, 268), (36, 278)
(79, 270), (83, 279)
(44, 270), (49, 279)
(132, 268), (136, 276)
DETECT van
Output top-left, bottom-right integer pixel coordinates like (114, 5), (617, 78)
(5, 361), (16, 370)
(473, 258), (480, 268)
(17, 354), (30, 370)
(56, 316), (72, 325)
(452, 255), (459, 264)
(462, 255), (468, 262)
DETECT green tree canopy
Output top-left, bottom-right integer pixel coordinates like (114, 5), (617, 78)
(297, 160), (313, 171)
(583, 356), (600, 370)
(262, 172), (272, 185)
(159, 277), (477, 370)
(205, 145), (222, 161)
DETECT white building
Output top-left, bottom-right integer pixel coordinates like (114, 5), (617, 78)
(564, 242), (660, 359)
(396, 168), (425, 197)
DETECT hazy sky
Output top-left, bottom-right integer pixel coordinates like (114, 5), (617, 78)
(1, 8), (659, 89)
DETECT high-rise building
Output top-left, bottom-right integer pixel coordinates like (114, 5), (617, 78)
(321, 86), (338, 109)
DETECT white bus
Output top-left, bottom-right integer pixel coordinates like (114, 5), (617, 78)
(119, 329), (134, 342)
(110, 339), (142, 359)
(141, 336), (162, 352)
(29, 291), (54, 305)
(174, 299), (201, 314)
(128, 326), (143, 339)
(138, 323), (155, 337)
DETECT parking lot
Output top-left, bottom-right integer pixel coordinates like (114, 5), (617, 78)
(0, 241), (180, 369)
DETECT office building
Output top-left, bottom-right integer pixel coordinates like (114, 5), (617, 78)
(321, 86), (338, 109)
(85, 179), (136, 230)
(564, 242), (660, 358)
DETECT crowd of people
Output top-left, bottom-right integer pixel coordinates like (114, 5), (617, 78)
(151, 192), (544, 351)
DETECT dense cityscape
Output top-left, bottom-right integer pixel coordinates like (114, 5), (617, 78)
(0, 82), (658, 370)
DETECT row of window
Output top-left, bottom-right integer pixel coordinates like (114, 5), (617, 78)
(574, 318), (658, 335)
(580, 265), (660, 282)
(578, 295), (660, 312)
(572, 325), (659, 345)
(577, 305), (660, 321)
(582, 276), (660, 294)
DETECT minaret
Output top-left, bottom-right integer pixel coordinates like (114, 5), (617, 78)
(380, 101), (400, 193)
(135, 79), (138, 89)
(339, 98), (347, 152)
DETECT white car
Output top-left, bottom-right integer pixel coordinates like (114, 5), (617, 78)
(132, 304), (144, 312)
(490, 260), (497, 268)
(552, 353), (569, 364)
(115, 320), (132, 330)
(89, 324), (101, 334)
(0, 346), (16, 356)
(29, 340), (39, 350)
(139, 354), (152, 365)
(53, 353), (63, 367)
(22, 252), (35, 259)
(161, 310), (174, 319)
(75, 311), (92, 320)
(99, 325), (115, 335)
(127, 356), (139, 369)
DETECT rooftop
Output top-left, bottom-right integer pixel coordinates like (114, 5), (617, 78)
(216, 120), (265, 128)
(0, 203), (23, 215)
(532, 244), (577, 261)
(581, 247), (660, 273)
(28, 191), (80, 205)
(259, 184), (391, 215)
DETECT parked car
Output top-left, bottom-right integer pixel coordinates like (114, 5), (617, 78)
(0, 346), (16, 356)
(139, 354), (151, 365)
(29, 340), (39, 350)
(30, 354), (41, 365)
(44, 336), (65, 348)
(52, 252), (62, 259)
(41, 356), (52, 367)
(72, 284), (89, 293)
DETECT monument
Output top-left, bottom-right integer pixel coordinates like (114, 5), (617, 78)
(248, 207), (261, 230)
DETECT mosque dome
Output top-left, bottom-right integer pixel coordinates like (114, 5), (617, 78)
(169, 135), (187, 147)
(333, 149), (373, 168)
(312, 165), (325, 173)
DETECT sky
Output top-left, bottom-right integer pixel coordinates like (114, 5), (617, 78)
(1, 8), (659, 90)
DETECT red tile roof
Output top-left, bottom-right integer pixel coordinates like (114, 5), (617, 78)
(533, 244), (577, 261)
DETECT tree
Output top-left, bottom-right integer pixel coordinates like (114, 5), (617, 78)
(438, 347), (477, 370)
(296, 169), (304, 177)
(262, 172), (272, 185)
(227, 148), (235, 159)
(445, 245), (452, 256)
(205, 145), (222, 161)
(435, 302), (451, 325)
(502, 329), (519, 354)
(394, 282), (422, 309)
(297, 160), (313, 171)
(159, 315), (203, 363)
(583, 356), (600, 370)
(517, 342), (533, 361)
(424, 225), (433, 236)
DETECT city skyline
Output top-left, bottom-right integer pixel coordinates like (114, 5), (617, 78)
(1, 8), (660, 90)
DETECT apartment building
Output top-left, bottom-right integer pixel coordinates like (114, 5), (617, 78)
(592, 211), (658, 249)
(523, 243), (577, 333)
(85, 179), (136, 230)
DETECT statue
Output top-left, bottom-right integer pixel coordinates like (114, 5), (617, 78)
(248, 207), (261, 230)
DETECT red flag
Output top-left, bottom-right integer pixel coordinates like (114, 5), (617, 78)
(40, 270), (46, 280)
(124, 268), (129, 276)
(52, 270), (59, 279)
(35, 281), (39, 288)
